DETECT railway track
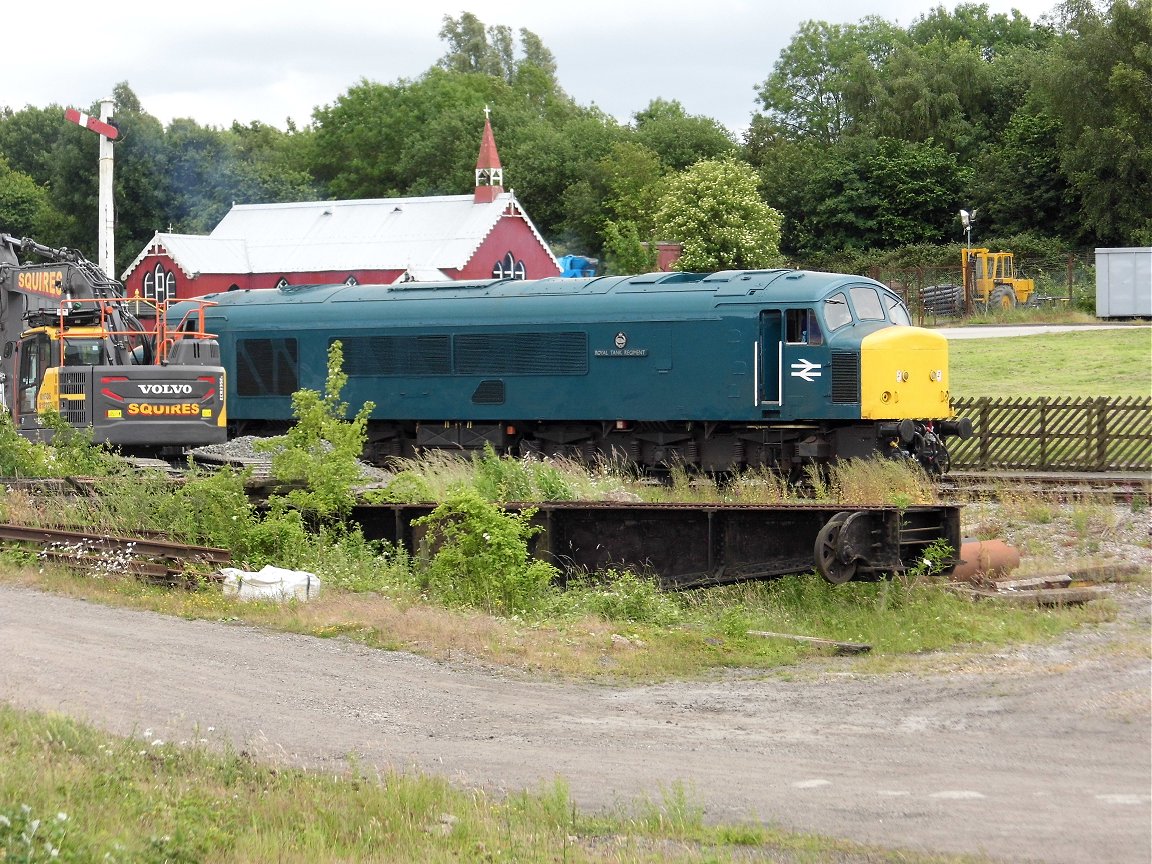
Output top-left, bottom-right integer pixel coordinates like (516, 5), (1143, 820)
(942, 470), (1151, 503)
(0, 522), (230, 585)
(0, 464), (1142, 589)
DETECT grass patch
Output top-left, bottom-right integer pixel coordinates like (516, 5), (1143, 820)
(0, 705), (981, 864)
(2, 555), (1104, 682)
(950, 329), (1152, 399)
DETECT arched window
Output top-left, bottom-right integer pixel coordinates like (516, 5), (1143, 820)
(143, 262), (176, 303)
(275, 277), (290, 289)
(492, 251), (526, 280)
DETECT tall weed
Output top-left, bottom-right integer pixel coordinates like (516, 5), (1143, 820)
(552, 569), (684, 626)
(827, 458), (936, 506)
(414, 488), (557, 615)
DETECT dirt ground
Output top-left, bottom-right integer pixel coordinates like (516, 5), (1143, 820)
(1, 564), (1149, 864)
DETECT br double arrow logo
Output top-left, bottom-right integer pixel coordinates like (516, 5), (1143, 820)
(789, 358), (822, 382)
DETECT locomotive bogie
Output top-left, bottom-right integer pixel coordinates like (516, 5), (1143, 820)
(173, 269), (970, 472)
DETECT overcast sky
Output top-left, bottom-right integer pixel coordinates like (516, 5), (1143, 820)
(8, 0), (1060, 136)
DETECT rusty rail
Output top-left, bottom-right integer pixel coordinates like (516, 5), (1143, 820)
(0, 523), (230, 583)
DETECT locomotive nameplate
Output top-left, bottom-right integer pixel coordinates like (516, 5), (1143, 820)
(595, 330), (648, 356)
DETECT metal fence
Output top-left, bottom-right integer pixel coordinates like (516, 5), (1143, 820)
(948, 396), (1152, 471)
(868, 254), (1089, 323)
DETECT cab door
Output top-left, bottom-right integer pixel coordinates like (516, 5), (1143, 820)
(782, 308), (827, 415)
(757, 310), (781, 405)
(15, 333), (51, 430)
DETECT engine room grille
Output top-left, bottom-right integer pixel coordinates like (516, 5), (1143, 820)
(455, 332), (587, 375)
(57, 371), (87, 396)
(471, 379), (505, 404)
(57, 371), (89, 424)
(830, 352), (860, 404)
(237, 338), (298, 396)
(340, 335), (451, 376)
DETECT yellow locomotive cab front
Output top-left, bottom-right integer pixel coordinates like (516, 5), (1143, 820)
(859, 326), (953, 420)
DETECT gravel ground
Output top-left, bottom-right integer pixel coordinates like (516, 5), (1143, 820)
(1, 499), (1149, 864)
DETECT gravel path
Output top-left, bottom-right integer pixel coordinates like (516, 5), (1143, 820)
(1, 581), (1148, 864)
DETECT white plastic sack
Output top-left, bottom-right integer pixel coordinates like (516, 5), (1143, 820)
(221, 565), (321, 601)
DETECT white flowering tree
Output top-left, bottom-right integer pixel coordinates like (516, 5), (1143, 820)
(653, 158), (784, 272)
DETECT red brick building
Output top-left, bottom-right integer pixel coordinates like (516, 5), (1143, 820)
(121, 115), (560, 305)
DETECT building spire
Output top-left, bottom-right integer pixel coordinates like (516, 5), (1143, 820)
(474, 106), (504, 204)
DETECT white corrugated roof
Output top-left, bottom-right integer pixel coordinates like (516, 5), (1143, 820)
(121, 233), (250, 280)
(123, 192), (556, 280)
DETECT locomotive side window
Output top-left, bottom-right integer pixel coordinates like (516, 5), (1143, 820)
(849, 286), (885, 320)
(785, 309), (824, 345)
(823, 293), (852, 331)
(884, 294), (911, 325)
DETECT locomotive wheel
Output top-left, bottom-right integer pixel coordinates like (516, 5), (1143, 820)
(989, 285), (1017, 311)
(814, 512), (857, 585)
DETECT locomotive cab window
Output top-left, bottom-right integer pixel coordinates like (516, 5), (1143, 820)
(849, 286), (885, 320)
(785, 309), (823, 345)
(822, 292), (852, 332)
(884, 293), (911, 325)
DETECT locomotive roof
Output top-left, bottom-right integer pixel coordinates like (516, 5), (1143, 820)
(191, 268), (887, 310)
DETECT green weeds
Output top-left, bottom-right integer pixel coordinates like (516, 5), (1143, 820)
(414, 487), (557, 615)
(0, 705), (977, 864)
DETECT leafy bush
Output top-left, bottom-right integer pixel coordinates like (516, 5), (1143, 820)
(37, 411), (124, 477)
(0, 412), (55, 477)
(414, 487), (557, 615)
(372, 470), (435, 503)
(472, 444), (534, 501)
(296, 523), (412, 594)
(0, 410), (121, 479)
(554, 569), (684, 625)
(256, 341), (374, 521)
(526, 459), (576, 501)
(0, 803), (69, 863)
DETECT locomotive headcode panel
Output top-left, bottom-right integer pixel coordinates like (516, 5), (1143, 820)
(172, 269), (970, 473)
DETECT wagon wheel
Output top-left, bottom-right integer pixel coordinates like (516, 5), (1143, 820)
(814, 511), (857, 585)
(989, 285), (1017, 311)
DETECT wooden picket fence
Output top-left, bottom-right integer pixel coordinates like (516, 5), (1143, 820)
(948, 396), (1152, 471)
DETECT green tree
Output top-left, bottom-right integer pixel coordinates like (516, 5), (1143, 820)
(632, 98), (736, 170)
(602, 220), (658, 274)
(767, 137), (970, 259)
(0, 105), (72, 186)
(852, 38), (994, 159)
(310, 71), (512, 199)
(160, 118), (320, 235)
(1033, 0), (1152, 244)
(756, 17), (907, 143)
(653, 158), (783, 271)
(970, 110), (1078, 238)
(908, 3), (1053, 55)
(559, 139), (664, 258)
(0, 156), (53, 237)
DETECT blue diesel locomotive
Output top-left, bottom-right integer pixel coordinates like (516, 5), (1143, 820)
(171, 269), (971, 473)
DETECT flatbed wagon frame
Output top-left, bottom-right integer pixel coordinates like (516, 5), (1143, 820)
(349, 501), (962, 588)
